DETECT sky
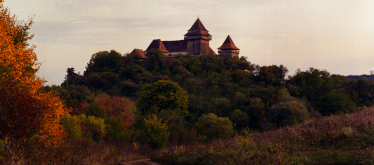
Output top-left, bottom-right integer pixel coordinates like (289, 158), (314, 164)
(3, 0), (374, 85)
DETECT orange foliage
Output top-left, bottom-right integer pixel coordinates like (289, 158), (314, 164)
(0, 1), (70, 145)
(94, 94), (132, 126)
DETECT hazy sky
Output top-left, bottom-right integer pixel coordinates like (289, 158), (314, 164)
(4, 0), (374, 85)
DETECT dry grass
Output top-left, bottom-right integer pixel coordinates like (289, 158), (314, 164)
(2, 107), (374, 164)
(0, 138), (148, 165)
(152, 107), (374, 164)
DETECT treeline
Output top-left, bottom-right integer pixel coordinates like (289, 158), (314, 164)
(46, 49), (374, 135)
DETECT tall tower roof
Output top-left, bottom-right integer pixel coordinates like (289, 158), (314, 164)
(145, 39), (169, 53)
(218, 35), (239, 50)
(185, 18), (211, 37)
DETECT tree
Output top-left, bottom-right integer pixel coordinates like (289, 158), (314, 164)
(94, 94), (133, 126)
(317, 89), (355, 115)
(265, 97), (308, 128)
(138, 80), (188, 117)
(0, 2), (70, 144)
(84, 50), (122, 75)
(230, 109), (249, 129)
(142, 114), (169, 148)
(194, 113), (234, 140)
(145, 49), (166, 72)
(254, 65), (288, 87)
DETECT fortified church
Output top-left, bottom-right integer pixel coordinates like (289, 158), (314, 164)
(131, 18), (240, 60)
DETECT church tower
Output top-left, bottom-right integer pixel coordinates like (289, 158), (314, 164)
(218, 35), (240, 58)
(184, 18), (213, 55)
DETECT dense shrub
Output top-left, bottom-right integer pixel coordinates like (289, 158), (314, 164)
(230, 109), (249, 129)
(142, 114), (169, 149)
(317, 89), (355, 115)
(120, 80), (140, 95)
(94, 94), (133, 126)
(84, 102), (106, 118)
(265, 97), (308, 128)
(60, 114), (106, 142)
(79, 115), (106, 142)
(60, 115), (83, 140)
(137, 80), (188, 117)
(159, 110), (188, 145)
(104, 115), (129, 139)
(246, 97), (266, 128)
(194, 113), (234, 140)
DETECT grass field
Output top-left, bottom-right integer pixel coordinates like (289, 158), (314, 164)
(2, 107), (374, 164)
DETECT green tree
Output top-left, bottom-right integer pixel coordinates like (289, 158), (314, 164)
(355, 77), (374, 107)
(230, 109), (249, 129)
(138, 80), (188, 117)
(84, 102), (106, 118)
(317, 89), (355, 115)
(84, 50), (122, 75)
(145, 49), (166, 72)
(142, 114), (169, 148)
(265, 97), (308, 128)
(194, 113), (234, 140)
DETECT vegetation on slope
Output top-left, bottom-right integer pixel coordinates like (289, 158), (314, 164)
(152, 107), (374, 164)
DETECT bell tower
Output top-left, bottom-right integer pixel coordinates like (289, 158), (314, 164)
(184, 18), (212, 55)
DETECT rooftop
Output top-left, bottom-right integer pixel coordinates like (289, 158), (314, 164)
(184, 18), (211, 37)
(218, 35), (239, 50)
(145, 39), (169, 53)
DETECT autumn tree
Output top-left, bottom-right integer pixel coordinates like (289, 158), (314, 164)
(0, 2), (70, 144)
(94, 94), (133, 126)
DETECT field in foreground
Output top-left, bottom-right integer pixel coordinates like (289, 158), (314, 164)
(152, 107), (374, 164)
(2, 107), (374, 165)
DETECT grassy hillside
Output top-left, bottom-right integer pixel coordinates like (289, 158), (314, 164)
(152, 107), (374, 164)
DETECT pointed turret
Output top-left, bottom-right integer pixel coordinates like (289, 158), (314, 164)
(184, 18), (212, 41)
(218, 35), (240, 58)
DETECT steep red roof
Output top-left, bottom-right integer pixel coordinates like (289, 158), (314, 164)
(218, 35), (239, 50)
(130, 49), (145, 58)
(145, 39), (169, 53)
(163, 40), (187, 52)
(185, 18), (211, 37)
(207, 47), (217, 55)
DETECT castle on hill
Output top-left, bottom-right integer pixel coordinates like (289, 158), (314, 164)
(131, 18), (240, 59)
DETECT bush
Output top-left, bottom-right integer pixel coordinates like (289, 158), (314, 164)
(194, 113), (234, 140)
(317, 89), (355, 115)
(79, 115), (106, 142)
(60, 115), (83, 140)
(265, 97), (308, 128)
(60, 114), (106, 142)
(142, 114), (169, 149)
(104, 115), (129, 139)
(84, 102), (106, 118)
(159, 110), (188, 145)
(230, 109), (249, 129)
(137, 80), (188, 117)
(94, 94), (133, 126)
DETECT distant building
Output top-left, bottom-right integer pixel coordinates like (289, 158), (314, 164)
(218, 35), (240, 58)
(130, 49), (145, 58)
(131, 18), (239, 59)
